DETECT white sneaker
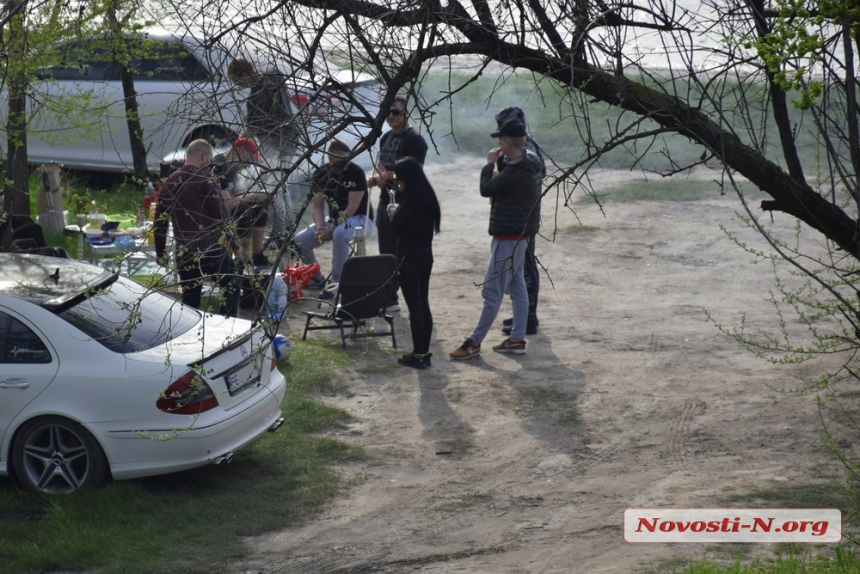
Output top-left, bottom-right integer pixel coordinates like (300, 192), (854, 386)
(385, 303), (401, 313)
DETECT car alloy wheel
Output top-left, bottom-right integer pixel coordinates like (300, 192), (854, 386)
(12, 416), (109, 494)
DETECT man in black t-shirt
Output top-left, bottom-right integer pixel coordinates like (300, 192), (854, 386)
(294, 139), (374, 298)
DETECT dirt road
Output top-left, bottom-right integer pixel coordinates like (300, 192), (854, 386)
(232, 156), (843, 573)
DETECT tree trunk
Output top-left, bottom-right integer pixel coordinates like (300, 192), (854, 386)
(120, 64), (149, 182)
(4, 0), (30, 217)
(107, 0), (148, 183)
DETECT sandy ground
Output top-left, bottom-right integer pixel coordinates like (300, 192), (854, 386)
(230, 156), (845, 573)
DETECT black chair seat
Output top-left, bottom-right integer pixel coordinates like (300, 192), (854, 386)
(301, 254), (397, 349)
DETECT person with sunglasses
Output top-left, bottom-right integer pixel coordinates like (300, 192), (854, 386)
(367, 95), (428, 313)
(387, 157), (441, 369)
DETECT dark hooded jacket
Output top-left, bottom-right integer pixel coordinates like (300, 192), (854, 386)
(479, 151), (542, 238)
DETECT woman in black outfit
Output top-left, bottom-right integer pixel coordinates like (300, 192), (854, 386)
(389, 157), (441, 369)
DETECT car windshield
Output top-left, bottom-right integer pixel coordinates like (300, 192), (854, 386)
(57, 275), (199, 354)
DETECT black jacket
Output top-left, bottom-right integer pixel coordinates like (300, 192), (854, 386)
(480, 151), (542, 237)
(390, 192), (435, 262)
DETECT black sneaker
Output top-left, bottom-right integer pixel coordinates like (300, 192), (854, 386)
(502, 324), (539, 336)
(502, 317), (513, 327)
(397, 353), (427, 370)
(252, 252), (271, 267)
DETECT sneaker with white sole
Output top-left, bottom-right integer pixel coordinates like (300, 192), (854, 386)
(449, 338), (481, 360)
(385, 303), (401, 313)
(319, 283), (338, 300)
(501, 324), (538, 336)
(307, 277), (327, 290)
(492, 338), (527, 354)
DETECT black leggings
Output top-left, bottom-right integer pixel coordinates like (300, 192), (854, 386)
(399, 256), (433, 356)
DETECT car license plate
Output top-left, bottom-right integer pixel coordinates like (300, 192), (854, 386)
(224, 366), (260, 395)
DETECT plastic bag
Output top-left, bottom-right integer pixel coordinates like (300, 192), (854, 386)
(284, 262), (321, 299)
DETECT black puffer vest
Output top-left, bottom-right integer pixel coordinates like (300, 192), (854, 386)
(480, 151), (542, 237)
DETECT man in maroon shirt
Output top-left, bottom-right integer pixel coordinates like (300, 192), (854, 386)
(154, 139), (245, 316)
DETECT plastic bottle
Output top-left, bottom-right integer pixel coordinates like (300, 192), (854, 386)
(147, 200), (158, 245)
(267, 273), (289, 319)
(353, 226), (366, 256)
(89, 200), (100, 229)
(141, 182), (154, 227)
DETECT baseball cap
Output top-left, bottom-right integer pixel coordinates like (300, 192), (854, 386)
(494, 106), (526, 126)
(491, 119), (527, 138)
(233, 136), (264, 162)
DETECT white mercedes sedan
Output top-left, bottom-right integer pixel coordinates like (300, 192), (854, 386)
(0, 253), (287, 494)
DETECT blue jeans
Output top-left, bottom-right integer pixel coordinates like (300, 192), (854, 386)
(295, 215), (373, 283)
(469, 238), (528, 344)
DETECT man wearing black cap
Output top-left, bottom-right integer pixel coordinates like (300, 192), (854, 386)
(494, 106), (546, 335)
(450, 119), (543, 359)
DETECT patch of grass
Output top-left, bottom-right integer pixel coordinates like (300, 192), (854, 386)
(286, 338), (354, 396)
(2, 168), (146, 256)
(577, 178), (722, 204)
(0, 340), (365, 574)
(666, 546), (860, 573)
(131, 273), (168, 288)
(719, 482), (855, 516)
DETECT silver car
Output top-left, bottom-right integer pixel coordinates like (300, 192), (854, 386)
(4, 30), (381, 176)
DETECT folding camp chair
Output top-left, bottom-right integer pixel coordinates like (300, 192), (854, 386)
(301, 254), (397, 348)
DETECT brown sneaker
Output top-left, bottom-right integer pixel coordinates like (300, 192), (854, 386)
(492, 338), (527, 355)
(449, 338), (481, 360)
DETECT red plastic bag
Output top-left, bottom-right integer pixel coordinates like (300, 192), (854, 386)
(284, 262), (321, 299)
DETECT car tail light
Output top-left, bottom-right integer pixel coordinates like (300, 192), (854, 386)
(291, 94), (310, 109)
(156, 372), (219, 414)
(291, 93), (342, 118)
